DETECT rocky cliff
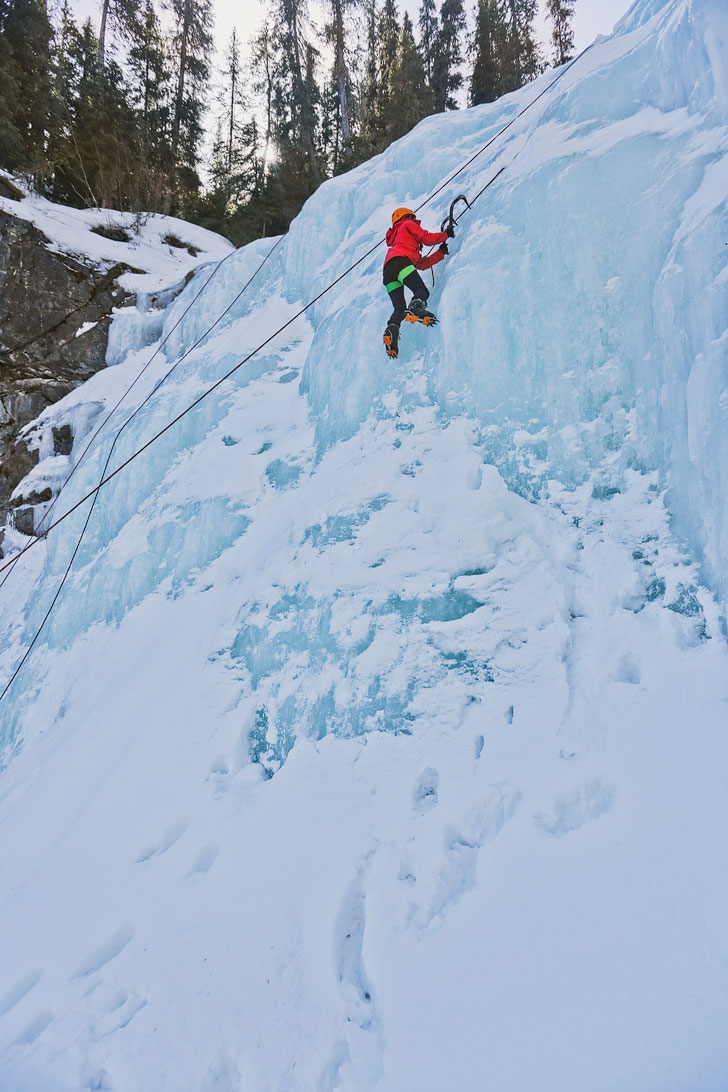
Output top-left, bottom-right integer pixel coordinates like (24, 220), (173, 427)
(0, 195), (133, 553)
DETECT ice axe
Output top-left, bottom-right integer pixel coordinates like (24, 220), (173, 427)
(427, 194), (472, 287)
(441, 194), (471, 235)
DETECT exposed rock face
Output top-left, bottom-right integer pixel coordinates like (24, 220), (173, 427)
(0, 207), (133, 550)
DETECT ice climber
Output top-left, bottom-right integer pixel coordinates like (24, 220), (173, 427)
(382, 206), (454, 359)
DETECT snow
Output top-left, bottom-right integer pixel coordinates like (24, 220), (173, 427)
(0, 182), (233, 295)
(1, 0), (728, 1087)
(73, 321), (98, 339)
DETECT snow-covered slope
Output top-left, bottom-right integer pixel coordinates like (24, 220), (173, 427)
(1, 0), (728, 1088)
(0, 186), (233, 295)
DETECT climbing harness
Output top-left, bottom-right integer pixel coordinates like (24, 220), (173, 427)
(0, 42), (595, 702)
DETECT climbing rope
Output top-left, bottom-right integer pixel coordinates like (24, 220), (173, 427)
(426, 170), (506, 284)
(0, 42), (595, 702)
(425, 40), (595, 281)
(0, 233), (284, 593)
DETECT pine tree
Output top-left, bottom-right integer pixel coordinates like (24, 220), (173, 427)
(501, 0), (541, 92)
(387, 12), (432, 142)
(273, 0), (322, 188)
(546, 0), (575, 67)
(51, 0), (82, 104)
(320, 68), (341, 172)
(97, 0), (137, 65)
(250, 20), (275, 182)
(121, 1), (171, 210)
(68, 19), (140, 208)
(248, 17), (294, 235)
(257, 0), (324, 228)
(0, 0), (53, 177)
(377, 0), (400, 135)
(303, 36), (323, 165)
(418, 0), (437, 87)
(127, 0), (170, 144)
(220, 28), (244, 173)
(431, 0), (466, 112)
(356, 0), (379, 158)
(327, 0), (353, 161)
(211, 29), (260, 208)
(168, 0), (213, 208)
(47, 1), (87, 202)
(469, 0), (506, 105)
(0, 1), (23, 170)
(48, 14), (137, 208)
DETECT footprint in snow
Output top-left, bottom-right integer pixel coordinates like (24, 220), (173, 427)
(73, 924), (135, 979)
(86, 1070), (113, 1091)
(0, 969), (43, 1020)
(615, 652), (642, 685)
(423, 785), (521, 929)
(534, 778), (614, 837)
(327, 876), (384, 1089)
(14, 1010), (53, 1046)
(413, 768), (439, 813)
(92, 988), (147, 1040)
(134, 817), (189, 864)
(204, 1052), (243, 1091)
(187, 843), (220, 878)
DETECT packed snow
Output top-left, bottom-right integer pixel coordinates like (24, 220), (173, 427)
(0, 181), (233, 295)
(1, 0), (728, 1088)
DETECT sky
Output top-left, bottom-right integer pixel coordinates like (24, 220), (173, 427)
(68, 0), (635, 180)
(72, 0), (637, 76)
(217, 0), (635, 59)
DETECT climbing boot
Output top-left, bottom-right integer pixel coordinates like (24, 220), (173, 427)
(405, 298), (438, 326)
(383, 322), (400, 358)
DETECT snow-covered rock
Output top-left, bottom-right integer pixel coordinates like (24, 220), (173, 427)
(0, 184), (233, 545)
(0, 0), (727, 1088)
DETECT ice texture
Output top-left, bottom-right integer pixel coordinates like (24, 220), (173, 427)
(0, 0), (728, 1089)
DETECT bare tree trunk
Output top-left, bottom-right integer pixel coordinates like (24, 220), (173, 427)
(332, 0), (352, 158)
(171, 2), (190, 173)
(263, 40), (273, 171)
(228, 52), (236, 171)
(288, 1), (320, 183)
(97, 0), (110, 65)
(143, 12), (151, 124)
(333, 93), (341, 172)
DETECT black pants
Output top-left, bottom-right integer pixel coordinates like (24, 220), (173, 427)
(383, 256), (429, 328)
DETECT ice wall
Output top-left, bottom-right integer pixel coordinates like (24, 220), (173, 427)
(1, 0), (727, 734)
(124, 0), (728, 607)
(293, 0), (728, 594)
(1, 6), (728, 1083)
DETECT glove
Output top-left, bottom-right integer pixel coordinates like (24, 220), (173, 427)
(446, 224), (455, 238)
(439, 242), (449, 255)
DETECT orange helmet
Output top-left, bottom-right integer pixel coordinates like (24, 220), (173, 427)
(391, 206), (415, 225)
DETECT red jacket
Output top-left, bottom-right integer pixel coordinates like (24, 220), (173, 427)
(384, 217), (448, 272)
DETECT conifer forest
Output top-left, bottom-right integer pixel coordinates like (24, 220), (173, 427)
(0, 0), (575, 244)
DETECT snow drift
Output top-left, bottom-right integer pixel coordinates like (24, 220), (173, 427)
(0, 0), (727, 1088)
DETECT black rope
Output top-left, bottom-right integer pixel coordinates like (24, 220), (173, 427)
(0, 235), (282, 592)
(0, 237), (285, 700)
(466, 163), (509, 209)
(0, 43), (595, 701)
(425, 164), (508, 276)
(419, 43), (594, 283)
(412, 42), (594, 218)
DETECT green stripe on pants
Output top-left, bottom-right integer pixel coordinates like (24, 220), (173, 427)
(386, 263), (416, 293)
